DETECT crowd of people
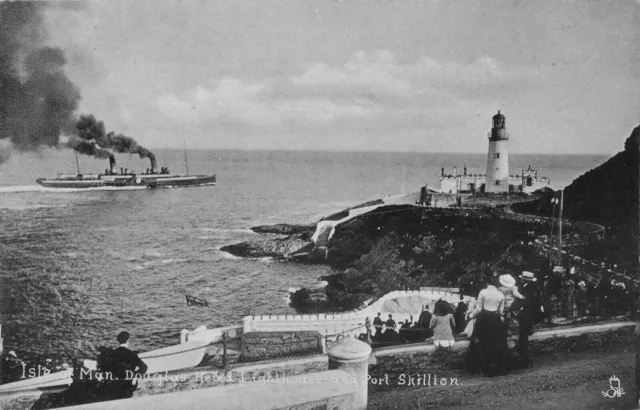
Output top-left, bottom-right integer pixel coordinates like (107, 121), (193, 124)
(361, 265), (629, 378)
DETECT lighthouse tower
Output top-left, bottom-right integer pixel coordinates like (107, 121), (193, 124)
(485, 110), (510, 193)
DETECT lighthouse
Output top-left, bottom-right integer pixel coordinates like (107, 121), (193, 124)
(485, 110), (509, 193)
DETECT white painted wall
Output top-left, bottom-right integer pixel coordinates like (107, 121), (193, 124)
(485, 138), (510, 193)
(181, 289), (476, 347)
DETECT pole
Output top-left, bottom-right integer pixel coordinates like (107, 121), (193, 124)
(633, 128), (640, 409)
(550, 203), (556, 262)
(75, 151), (81, 175)
(402, 164), (405, 195)
(184, 148), (189, 175)
(557, 189), (564, 264)
(222, 332), (227, 368)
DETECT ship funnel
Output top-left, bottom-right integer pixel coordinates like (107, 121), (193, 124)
(149, 152), (158, 174)
(109, 154), (117, 174)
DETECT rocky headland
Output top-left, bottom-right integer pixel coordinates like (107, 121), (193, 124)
(221, 126), (639, 313)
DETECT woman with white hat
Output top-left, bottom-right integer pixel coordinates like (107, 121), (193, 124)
(498, 274), (525, 334)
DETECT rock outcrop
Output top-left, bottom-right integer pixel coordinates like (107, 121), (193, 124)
(512, 125), (639, 270)
(219, 233), (313, 259)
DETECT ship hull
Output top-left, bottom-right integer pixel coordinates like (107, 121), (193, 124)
(36, 175), (216, 190)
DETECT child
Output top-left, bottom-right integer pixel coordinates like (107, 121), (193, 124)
(430, 299), (456, 348)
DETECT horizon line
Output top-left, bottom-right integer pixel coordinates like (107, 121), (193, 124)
(134, 147), (615, 157)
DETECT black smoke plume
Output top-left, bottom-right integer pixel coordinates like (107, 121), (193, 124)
(74, 114), (157, 172)
(0, 2), (81, 163)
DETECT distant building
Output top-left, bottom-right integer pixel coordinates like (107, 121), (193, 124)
(439, 111), (550, 195)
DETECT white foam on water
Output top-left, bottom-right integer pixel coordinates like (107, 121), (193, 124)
(0, 185), (148, 193)
(196, 228), (256, 234)
(161, 258), (188, 264)
(217, 250), (241, 260)
(143, 251), (165, 258)
(0, 185), (49, 193)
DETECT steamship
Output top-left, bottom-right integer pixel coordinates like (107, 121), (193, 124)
(36, 152), (216, 190)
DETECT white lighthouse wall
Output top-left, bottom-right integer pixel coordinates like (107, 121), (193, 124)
(485, 139), (509, 193)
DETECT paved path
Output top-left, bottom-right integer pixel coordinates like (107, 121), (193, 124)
(368, 342), (636, 409)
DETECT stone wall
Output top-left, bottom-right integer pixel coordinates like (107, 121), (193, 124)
(427, 193), (460, 208)
(65, 370), (358, 410)
(242, 313), (365, 341)
(135, 354), (328, 397)
(240, 331), (324, 361)
(359, 289), (475, 326)
(241, 289), (475, 344)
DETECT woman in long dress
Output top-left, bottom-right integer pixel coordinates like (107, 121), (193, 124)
(467, 276), (511, 376)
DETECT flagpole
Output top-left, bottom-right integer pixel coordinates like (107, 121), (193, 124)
(75, 151), (81, 175)
(557, 188), (564, 263)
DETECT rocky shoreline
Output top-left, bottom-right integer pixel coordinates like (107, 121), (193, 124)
(220, 126), (639, 314)
(221, 203), (560, 312)
(220, 223), (317, 260)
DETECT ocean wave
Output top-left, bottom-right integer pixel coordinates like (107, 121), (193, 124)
(161, 258), (188, 264)
(0, 203), (65, 210)
(0, 185), (148, 193)
(196, 228), (256, 234)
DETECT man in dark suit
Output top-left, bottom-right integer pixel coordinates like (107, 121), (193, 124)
(518, 272), (539, 368)
(418, 305), (433, 339)
(454, 299), (468, 335)
(1, 351), (24, 384)
(101, 331), (148, 398)
(373, 313), (383, 338)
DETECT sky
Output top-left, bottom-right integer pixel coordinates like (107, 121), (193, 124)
(41, 0), (640, 154)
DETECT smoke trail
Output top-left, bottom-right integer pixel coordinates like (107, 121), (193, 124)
(0, 2), (81, 163)
(67, 137), (111, 160)
(75, 114), (157, 171)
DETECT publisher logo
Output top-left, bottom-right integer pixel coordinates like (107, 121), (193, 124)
(601, 375), (625, 398)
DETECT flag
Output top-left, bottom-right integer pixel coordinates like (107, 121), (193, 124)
(185, 294), (209, 307)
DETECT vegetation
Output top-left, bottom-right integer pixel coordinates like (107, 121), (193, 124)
(513, 142), (638, 272)
(291, 206), (550, 311)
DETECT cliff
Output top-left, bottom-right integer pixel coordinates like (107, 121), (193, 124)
(512, 125), (639, 270)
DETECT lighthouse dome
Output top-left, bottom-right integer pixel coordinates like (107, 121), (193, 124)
(492, 110), (505, 129)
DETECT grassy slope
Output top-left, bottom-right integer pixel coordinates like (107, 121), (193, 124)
(368, 343), (636, 410)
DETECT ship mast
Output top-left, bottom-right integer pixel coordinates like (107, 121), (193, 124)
(183, 140), (190, 175)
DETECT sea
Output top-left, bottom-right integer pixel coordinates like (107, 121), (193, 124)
(0, 148), (609, 362)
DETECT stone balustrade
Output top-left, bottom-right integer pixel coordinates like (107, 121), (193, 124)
(178, 288), (476, 353)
